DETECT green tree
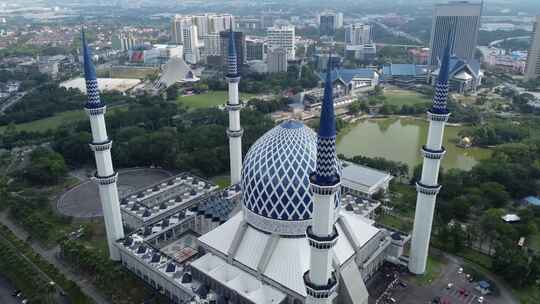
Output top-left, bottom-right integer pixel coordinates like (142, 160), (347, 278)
(24, 148), (67, 185)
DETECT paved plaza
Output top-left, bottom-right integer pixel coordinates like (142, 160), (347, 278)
(57, 168), (173, 218)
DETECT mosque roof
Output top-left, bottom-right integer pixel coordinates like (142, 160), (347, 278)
(241, 120), (340, 235)
(382, 64), (430, 77)
(198, 211), (380, 298)
(318, 68), (378, 84)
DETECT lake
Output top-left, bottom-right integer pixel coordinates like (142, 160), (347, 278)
(337, 117), (492, 172)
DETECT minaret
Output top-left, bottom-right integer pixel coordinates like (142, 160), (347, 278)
(225, 21), (243, 185)
(409, 32), (453, 275)
(304, 65), (340, 304)
(82, 29), (125, 261)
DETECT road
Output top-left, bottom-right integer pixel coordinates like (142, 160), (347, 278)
(488, 36), (530, 47)
(0, 274), (19, 304)
(372, 21), (424, 45)
(0, 212), (109, 304)
(0, 91), (28, 114)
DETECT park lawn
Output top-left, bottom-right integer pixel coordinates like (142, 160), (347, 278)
(0, 106), (127, 133)
(384, 89), (431, 107)
(409, 255), (445, 286)
(177, 90), (256, 109)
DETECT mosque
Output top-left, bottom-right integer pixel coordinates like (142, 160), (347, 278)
(81, 23), (453, 304)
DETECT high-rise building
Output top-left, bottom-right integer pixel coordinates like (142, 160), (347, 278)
(345, 23), (372, 45)
(81, 30), (124, 261)
(410, 35), (453, 275)
(319, 12), (337, 37)
(183, 25), (200, 64)
(525, 15), (540, 81)
(201, 33), (221, 60)
(267, 25), (296, 60)
(172, 14), (236, 64)
(429, 1), (482, 65)
(220, 30), (246, 67)
(173, 14), (234, 40)
(111, 32), (138, 51)
(267, 48), (288, 73)
(246, 37), (265, 61)
(171, 15), (192, 44)
(319, 11), (344, 37)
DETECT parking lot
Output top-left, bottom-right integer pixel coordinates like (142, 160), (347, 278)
(367, 253), (514, 304)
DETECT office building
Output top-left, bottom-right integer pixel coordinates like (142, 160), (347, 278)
(219, 30), (246, 67)
(267, 48), (288, 73)
(429, 1), (482, 65)
(183, 25), (200, 64)
(319, 12), (338, 36)
(345, 23), (372, 45)
(525, 15), (540, 81)
(112, 32), (138, 51)
(267, 26), (296, 60)
(201, 33), (221, 60)
(246, 38), (265, 61)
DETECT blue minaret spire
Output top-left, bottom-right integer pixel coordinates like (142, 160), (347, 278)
(304, 59), (340, 304)
(430, 30), (453, 115)
(81, 29), (103, 109)
(409, 28), (453, 274)
(80, 27), (125, 261)
(312, 62), (339, 186)
(227, 19), (238, 77)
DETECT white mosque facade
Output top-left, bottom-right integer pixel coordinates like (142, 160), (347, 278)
(80, 22), (455, 303)
(115, 121), (409, 304)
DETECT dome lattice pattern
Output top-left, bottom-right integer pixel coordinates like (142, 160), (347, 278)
(243, 121), (317, 222)
(242, 121), (341, 235)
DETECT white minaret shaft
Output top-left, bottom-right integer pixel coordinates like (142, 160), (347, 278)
(305, 65), (340, 304)
(225, 25), (243, 185)
(82, 30), (124, 261)
(409, 32), (453, 275)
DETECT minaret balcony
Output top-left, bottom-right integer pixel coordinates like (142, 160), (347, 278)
(303, 271), (338, 298)
(226, 128), (244, 138)
(416, 181), (441, 195)
(306, 225), (339, 249)
(89, 140), (113, 152)
(427, 111), (450, 122)
(309, 175), (341, 195)
(85, 105), (107, 116)
(93, 172), (118, 185)
(226, 101), (244, 111)
(226, 74), (241, 83)
(421, 145), (446, 159)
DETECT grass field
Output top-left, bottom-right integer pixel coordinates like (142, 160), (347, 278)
(384, 89), (431, 107)
(211, 175), (231, 189)
(177, 91), (256, 109)
(410, 254), (445, 286)
(0, 106), (127, 133)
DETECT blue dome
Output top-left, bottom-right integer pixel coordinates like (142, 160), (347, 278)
(242, 120), (340, 235)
